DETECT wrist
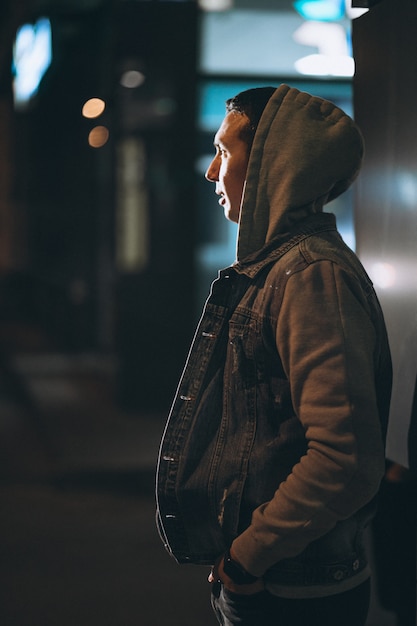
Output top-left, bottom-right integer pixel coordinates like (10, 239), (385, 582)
(222, 548), (259, 585)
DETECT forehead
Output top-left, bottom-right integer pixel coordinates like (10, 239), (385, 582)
(214, 111), (250, 147)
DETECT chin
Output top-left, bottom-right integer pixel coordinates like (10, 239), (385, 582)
(224, 208), (239, 224)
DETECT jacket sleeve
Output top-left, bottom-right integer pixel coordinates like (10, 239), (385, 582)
(231, 260), (386, 577)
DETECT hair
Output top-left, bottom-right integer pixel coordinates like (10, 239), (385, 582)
(225, 86), (276, 148)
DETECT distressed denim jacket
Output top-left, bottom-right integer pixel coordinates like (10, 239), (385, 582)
(156, 213), (392, 597)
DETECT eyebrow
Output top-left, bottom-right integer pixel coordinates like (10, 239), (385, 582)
(213, 134), (227, 149)
(213, 128), (226, 148)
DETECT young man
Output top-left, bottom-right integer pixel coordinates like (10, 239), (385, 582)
(156, 85), (392, 626)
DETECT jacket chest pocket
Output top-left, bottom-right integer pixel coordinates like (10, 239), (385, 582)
(227, 312), (263, 390)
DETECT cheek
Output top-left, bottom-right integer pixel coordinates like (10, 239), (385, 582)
(223, 160), (246, 184)
(231, 163), (247, 193)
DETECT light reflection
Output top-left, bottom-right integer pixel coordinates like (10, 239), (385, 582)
(120, 70), (146, 89)
(88, 125), (109, 148)
(396, 172), (417, 209)
(198, 0), (233, 10)
(293, 0), (369, 21)
(294, 21), (348, 56)
(82, 97), (105, 119)
(293, 0), (344, 21)
(344, 0), (368, 19)
(371, 262), (396, 290)
(12, 17), (52, 109)
(295, 53), (354, 77)
(293, 21), (354, 77)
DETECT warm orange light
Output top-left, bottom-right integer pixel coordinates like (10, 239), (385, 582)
(82, 97), (105, 119)
(88, 125), (109, 148)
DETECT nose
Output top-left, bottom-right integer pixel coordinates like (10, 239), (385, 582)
(205, 155), (219, 182)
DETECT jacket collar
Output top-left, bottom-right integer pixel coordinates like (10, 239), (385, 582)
(233, 212), (337, 279)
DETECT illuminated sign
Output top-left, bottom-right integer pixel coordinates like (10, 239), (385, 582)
(12, 17), (52, 110)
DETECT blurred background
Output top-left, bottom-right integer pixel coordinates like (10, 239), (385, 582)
(0, 1), (415, 624)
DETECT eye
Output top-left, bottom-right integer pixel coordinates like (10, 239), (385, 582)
(214, 143), (227, 157)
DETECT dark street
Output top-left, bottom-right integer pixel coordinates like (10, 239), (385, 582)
(0, 354), (217, 626)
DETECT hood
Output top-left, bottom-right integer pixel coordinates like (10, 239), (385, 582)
(236, 84), (364, 262)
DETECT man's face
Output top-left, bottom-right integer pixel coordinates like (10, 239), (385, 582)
(205, 111), (250, 224)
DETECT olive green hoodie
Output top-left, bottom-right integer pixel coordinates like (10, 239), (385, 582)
(237, 84), (364, 261)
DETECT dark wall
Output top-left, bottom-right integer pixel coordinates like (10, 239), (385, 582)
(11, 1), (199, 411)
(12, 9), (104, 351)
(111, 2), (198, 410)
(352, 0), (417, 470)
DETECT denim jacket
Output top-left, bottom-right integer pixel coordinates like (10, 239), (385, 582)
(156, 212), (392, 597)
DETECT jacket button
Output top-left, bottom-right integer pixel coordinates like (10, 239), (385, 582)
(353, 559), (360, 571)
(333, 570), (345, 581)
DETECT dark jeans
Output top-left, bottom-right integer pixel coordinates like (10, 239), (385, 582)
(211, 578), (371, 626)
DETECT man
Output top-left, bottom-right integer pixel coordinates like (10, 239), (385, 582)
(156, 85), (392, 626)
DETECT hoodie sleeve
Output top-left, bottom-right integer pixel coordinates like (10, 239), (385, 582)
(231, 259), (386, 577)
